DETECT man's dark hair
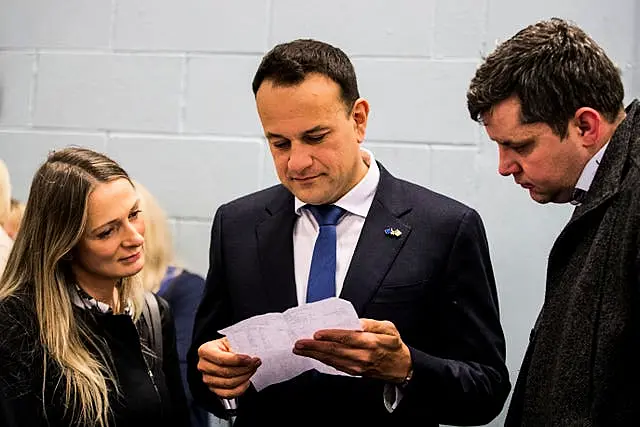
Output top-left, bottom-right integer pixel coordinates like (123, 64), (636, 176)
(252, 39), (360, 112)
(467, 18), (624, 138)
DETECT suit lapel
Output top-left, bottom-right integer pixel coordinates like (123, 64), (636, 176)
(256, 189), (298, 313)
(340, 165), (412, 315)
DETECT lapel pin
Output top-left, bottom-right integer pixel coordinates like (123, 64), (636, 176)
(384, 227), (402, 238)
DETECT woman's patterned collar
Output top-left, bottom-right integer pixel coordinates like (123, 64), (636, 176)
(72, 284), (132, 316)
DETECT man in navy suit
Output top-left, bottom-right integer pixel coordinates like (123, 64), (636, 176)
(187, 39), (510, 426)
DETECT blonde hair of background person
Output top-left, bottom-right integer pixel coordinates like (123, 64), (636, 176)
(5, 198), (25, 240)
(0, 159), (11, 226)
(0, 159), (14, 274)
(134, 180), (177, 293)
(0, 148), (146, 427)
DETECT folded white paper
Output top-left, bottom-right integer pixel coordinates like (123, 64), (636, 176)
(219, 297), (362, 391)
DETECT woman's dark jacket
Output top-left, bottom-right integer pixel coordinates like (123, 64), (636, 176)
(0, 291), (190, 427)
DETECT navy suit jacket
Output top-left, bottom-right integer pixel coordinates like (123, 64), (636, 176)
(188, 164), (510, 426)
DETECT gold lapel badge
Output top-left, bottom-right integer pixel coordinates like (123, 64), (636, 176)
(384, 227), (402, 238)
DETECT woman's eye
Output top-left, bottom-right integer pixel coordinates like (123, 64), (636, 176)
(97, 229), (113, 239)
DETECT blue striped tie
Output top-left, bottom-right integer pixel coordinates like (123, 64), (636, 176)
(306, 205), (346, 303)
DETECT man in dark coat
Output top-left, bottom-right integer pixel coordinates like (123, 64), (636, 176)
(468, 17), (640, 426)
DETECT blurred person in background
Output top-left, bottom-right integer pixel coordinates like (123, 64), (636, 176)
(5, 198), (25, 240)
(0, 159), (13, 275)
(0, 147), (190, 427)
(135, 180), (207, 427)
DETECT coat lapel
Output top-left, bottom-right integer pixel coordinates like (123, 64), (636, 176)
(256, 188), (298, 313)
(340, 165), (412, 315)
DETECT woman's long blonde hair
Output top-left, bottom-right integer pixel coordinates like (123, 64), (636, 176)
(0, 147), (145, 427)
(134, 180), (176, 293)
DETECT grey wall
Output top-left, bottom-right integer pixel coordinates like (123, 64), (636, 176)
(635, 0), (640, 97)
(1, 1), (639, 425)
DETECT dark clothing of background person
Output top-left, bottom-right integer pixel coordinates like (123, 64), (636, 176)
(158, 267), (207, 427)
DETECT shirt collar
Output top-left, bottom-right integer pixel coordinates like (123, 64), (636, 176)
(294, 148), (380, 217)
(72, 284), (131, 316)
(571, 141), (609, 205)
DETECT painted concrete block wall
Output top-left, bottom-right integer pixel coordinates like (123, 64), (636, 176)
(635, 0), (640, 98)
(0, 1), (638, 425)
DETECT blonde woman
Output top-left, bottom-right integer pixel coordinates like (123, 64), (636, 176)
(0, 159), (13, 274)
(0, 148), (190, 426)
(135, 181), (207, 427)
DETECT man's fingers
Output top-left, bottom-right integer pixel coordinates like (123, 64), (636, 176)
(202, 367), (257, 390)
(196, 337), (261, 399)
(360, 318), (398, 335)
(311, 327), (400, 350)
(295, 338), (362, 357)
(294, 339), (379, 370)
(311, 329), (374, 348)
(205, 373), (254, 399)
(199, 352), (261, 400)
(293, 345), (373, 377)
(198, 339), (256, 367)
(293, 349), (358, 374)
(197, 357), (261, 378)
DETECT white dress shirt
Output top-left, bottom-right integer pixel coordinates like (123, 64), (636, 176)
(571, 141), (609, 205)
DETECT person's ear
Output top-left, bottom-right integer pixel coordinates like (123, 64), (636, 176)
(351, 98), (370, 144)
(573, 107), (601, 147)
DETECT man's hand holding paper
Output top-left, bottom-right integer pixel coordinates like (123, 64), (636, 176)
(216, 297), (362, 392)
(197, 337), (262, 399)
(293, 318), (413, 384)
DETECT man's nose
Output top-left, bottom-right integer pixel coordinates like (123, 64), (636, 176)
(498, 148), (520, 176)
(288, 143), (313, 172)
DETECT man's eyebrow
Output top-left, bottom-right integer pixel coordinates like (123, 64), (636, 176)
(497, 137), (534, 147)
(265, 126), (330, 140)
(303, 125), (330, 134)
(265, 131), (284, 139)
